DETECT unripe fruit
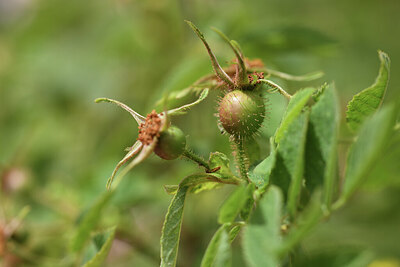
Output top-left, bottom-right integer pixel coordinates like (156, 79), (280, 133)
(218, 90), (265, 137)
(154, 126), (186, 160)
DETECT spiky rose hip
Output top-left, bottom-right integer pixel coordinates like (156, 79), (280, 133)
(219, 90), (265, 138)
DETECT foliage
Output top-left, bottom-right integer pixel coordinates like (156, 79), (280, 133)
(1, 1), (399, 267)
(149, 22), (396, 266)
(82, 227), (116, 267)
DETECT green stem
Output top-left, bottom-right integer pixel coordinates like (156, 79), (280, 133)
(233, 137), (249, 182)
(182, 149), (211, 171)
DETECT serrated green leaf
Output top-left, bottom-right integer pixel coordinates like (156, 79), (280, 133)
(201, 224), (232, 267)
(160, 186), (188, 267)
(305, 83), (340, 209)
(275, 87), (315, 143)
(346, 51), (390, 132)
(160, 174), (221, 267)
(243, 186), (282, 267)
(208, 152), (235, 180)
(71, 191), (113, 252)
(218, 186), (247, 224)
(271, 111), (309, 217)
(279, 190), (323, 255)
(248, 137), (276, 187)
(82, 226), (116, 267)
(338, 104), (396, 205)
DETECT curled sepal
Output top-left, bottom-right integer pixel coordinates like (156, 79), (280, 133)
(211, 27), (248, 86)
(95, 97), (146, 125)
(260, 79), (292, 100)
(185, 21), (235, 87)
(265, 68), (324, 82)
(106, 141), (157, 190)
(167, 88), (209, 116)
(155, 85), (212, 108)
(106, 141), (143, 190)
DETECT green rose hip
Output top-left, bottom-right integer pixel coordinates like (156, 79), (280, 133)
(154, 126), (186, 160)
(218, 90), (265, 138)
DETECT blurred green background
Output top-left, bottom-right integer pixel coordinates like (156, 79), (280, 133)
(1, 0), (399, 266)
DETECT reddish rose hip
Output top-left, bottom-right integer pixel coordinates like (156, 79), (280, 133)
(218, 90), (265, 138)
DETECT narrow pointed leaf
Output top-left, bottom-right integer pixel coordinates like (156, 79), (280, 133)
(275, 88), (315, 143)
(346, 51), (390, 132)
(243, 186), (283, 267)
(82, 226), (116, 267)
(160, 174), (225, 267)
(160, 186), (188, 267)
